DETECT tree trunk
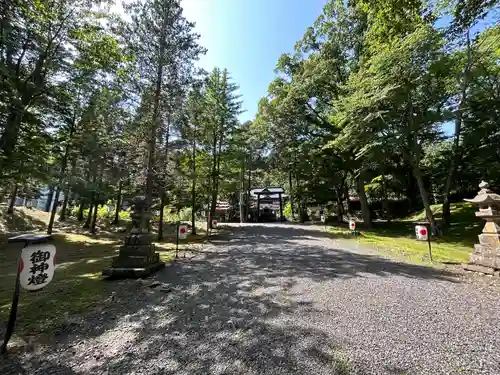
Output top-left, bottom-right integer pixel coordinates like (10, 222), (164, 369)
(158, 194), (166, 241)
(146, 13), (168, 211)
(295, 173), (305, 223)
(413, 166), (437, 231)
(209, 126), (218, 228)
(90, 157), (105, 234)
(210, 186), (218, 228)
(191, 188), (197, 235)
(336, 177), (346, 224)
(113, 179), (122, 225)
(59, 189), (70, 222)
(247, 155), (252, 220)
(48, 130), (73, 233)
(239, 156), (245, 223)
(7, 185), (18, 214)
(83, 192), (95, 229)
(44, 187), (54, 212)
(357, 173), (372, 228)
(77, 169), (90, 222)
(47, 187), (61, 234)
(214, 126), (223, 204)
(381, 174), (391, 222)
(77, 200), (85, 221)
(60, 154), (77, 222)
(442, 197), (451, 230)
(191, 136), (197, 234)
(336, 196), (343, 224)
(288, 169), (295, 220)
(206, 175), (212, 233)
(344, 183), (350, 216)
(210, 91), (227, 228)
(442, 30), (471, 229)
(90, 197), (99, 234)
(157, 118), (171, 241)
(406, 89), (437, 233)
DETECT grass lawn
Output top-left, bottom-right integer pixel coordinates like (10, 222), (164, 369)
(328, 202), (480, 265)
(0, 207), (206, 338)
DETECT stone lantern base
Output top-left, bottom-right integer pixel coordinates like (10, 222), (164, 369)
(470, 233), (500, 270)
(102, 198), (165, 278)
(465, 182), (500, 272)
(102, 233), (165, 278)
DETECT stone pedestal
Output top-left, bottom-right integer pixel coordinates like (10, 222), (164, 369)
(465, 182), (500, 270)
(103, 198), (165, 278)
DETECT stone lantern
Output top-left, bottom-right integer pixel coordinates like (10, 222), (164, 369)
(103, 197), (165, 278)
(464, 181), (500, 271)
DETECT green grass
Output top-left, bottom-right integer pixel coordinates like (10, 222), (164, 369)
(0, 232), (183, 337)
(1, 233), (119, 335)
(403, 201), (477, 223)
(0, 208), (207, 339)
(328, 202), (480, 265)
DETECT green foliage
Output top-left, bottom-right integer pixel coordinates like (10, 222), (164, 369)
(119, 209), (131, 221)
(178, 207), (193, 221)
(96, 204), (110, 218)
(404, 202), (475, 222)
(256, 0), (499, 229)
(159, 207), (193, 223)
(2, 0), (499, 238)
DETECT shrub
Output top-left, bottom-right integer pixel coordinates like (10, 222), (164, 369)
(119, 208), (131, 221)
(97, 204), (110, 218)
(178, 207), (192, 221)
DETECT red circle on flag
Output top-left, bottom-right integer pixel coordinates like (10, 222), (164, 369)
(180, 227), (186, 233)
(419, 228), (427, 236)
(19, 258), (24, 272)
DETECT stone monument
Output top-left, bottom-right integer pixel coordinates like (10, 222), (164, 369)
(103, 197), (165, 278)
(464, 181), (500, 271)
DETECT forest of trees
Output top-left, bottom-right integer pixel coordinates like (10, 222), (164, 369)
(0, 0), (273, 236)
(0, 0), (499, 236)
(255, 0), (500, 231)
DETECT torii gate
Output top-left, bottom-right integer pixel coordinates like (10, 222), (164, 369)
(251, 187), (285, 222)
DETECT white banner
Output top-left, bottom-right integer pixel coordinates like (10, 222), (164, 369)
(415, 225), (428, 241)
(19, 244), (56, 291)
(349, 220), (356, 230)
(178, 224), (188, 240)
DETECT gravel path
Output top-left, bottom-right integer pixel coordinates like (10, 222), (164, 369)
(2, 223), (500, 375)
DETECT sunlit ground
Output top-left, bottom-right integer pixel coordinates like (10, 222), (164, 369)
(0, 209), (206, 338)
(327, 202), (478, 265)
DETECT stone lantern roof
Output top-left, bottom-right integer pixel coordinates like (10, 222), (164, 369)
(464, 181), (500, 271)
(464, 181), (500, 208)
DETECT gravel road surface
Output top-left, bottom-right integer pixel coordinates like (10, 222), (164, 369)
(1, 223), (500, 375)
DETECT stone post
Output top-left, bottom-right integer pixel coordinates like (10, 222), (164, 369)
(103, 197), (165, 278)
(464, 181), (500, 271)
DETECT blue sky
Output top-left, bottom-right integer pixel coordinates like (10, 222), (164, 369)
(182, 1), (497, 125)
(115, 1), (497, 126)
(182, 0), (329, 122)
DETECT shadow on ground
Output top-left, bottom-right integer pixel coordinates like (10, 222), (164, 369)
(0, 208), (47, 234)
(296, 214), (479, 250)
(362, 221), (479, 249)
(207, 224), (459, 282)
(0, 224), (461, 374)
